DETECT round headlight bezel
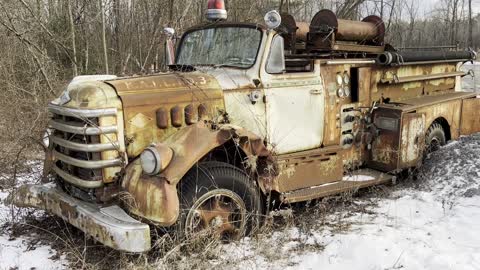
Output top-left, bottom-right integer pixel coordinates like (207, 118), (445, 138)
(337, 87), (345, 98)
(140, 147), (162, 175)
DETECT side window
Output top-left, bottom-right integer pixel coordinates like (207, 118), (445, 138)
(266, 35), (285, 74)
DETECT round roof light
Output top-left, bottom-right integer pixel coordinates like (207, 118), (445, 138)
(206, 0), (227, 21)
(163, 27), (175, 37)
(264, 10), (281, 29)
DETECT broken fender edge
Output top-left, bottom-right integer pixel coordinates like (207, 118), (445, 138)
(160, 122), (277, 187)
(8, 184), (151, 253)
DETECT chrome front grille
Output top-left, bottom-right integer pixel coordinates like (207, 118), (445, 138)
(48, 104), (123, 189)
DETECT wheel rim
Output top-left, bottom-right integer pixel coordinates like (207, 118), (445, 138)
(428, 136), (441, 152)
(185, 189), (247, 240)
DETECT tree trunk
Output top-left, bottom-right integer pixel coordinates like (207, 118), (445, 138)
(67, 0), (77, 76)
(468, 0), (473, 48)
(100, 0), (109, 74)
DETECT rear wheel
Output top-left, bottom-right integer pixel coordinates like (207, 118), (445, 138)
(177, 161), (261, 240)
(425, 122), (446, 153)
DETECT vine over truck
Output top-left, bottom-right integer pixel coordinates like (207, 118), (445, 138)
(10, 1), (480, 252)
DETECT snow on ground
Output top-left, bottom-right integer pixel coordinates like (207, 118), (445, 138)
(215, 134), (480, 270)
(461, 61), (480, 92)
(1, 134), (480, 269)
(0, 162), (67, 270)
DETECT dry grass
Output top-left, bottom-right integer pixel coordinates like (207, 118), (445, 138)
(14, 183), (398, 269)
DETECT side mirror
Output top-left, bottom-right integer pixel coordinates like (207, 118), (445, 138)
(266, 35), (285, 74)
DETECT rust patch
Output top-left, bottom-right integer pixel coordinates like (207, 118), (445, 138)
(274, 146), (343, 192)
(107, 72), (225, 158)
(184, 104), (198, 125)
(157, 122), (274, 186)
(399, 113), (425, 167)
(121, 159), (179, 226)
(170, 105), (183, 128)
(155, 108), (168, 129)
(460, 98), (480, 135)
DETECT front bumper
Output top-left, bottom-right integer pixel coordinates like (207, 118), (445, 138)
(9, 184), (151, 253)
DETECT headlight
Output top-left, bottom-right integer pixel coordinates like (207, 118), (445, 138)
(42, 129), (52, 148)
(140, 147), (162, 175)
(140, 144), (174, 175)
(337, 88), (345, 98)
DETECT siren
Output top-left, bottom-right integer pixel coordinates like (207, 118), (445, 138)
(206, 0), (227, 21)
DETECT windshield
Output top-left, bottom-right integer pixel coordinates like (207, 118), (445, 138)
(176, 26), (262, 68)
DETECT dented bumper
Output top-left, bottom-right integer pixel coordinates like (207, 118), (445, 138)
(10, 184), (151, 253)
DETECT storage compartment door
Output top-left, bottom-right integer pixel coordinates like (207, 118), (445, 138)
(460, 98), (480, 135)
(398, 113), (425, 169)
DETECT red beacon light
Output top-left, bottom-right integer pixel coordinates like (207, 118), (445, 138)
(206, 0), (227, 21)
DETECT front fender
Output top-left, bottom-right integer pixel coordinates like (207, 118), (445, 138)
(121, 122), (275, 226)
(160, 122), (273, 185)
(121, 159), (179, 226)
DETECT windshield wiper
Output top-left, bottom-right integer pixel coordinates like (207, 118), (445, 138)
(213, 61), (251, 68)
(168, 64), (196, 72)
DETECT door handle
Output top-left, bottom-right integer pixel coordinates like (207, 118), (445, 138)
(310, 89), (323, 95)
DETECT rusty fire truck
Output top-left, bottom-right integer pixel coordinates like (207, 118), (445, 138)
(10, 0), (480, 252)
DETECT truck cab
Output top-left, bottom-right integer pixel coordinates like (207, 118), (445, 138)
(10, 2), (480, 253)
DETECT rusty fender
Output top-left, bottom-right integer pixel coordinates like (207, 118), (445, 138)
(121, 159), (179, 226)
(121, 122), (275, 226)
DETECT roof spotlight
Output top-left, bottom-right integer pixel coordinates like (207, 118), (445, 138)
(264, 10), (281, 29)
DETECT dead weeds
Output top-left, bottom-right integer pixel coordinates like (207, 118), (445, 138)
(1, 167), (421, 269)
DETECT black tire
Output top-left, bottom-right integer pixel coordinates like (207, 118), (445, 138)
(425, 122), (446, 153)
(177, 161), (262, 240)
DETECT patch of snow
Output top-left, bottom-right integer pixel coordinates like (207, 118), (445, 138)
(214, 133), (480, 269)
(0, 162), (68, 270)
(0, 235), (67, 270)
(342, 175), (375, 182)
(290, 192), (480, 270)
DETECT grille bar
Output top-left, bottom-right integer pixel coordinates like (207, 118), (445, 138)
(53, 164), (103, 188)
(49, 119), (117, 135)
(48, 103), (117, 118)
(51, 136), (119, 152)
(53, 150), (122, 169)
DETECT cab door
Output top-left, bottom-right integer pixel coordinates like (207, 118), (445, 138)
(260, 35), (325, 154)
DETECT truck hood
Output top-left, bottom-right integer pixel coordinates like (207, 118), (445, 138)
(106, 71), (223, 107)
(105, 71), (225, 157)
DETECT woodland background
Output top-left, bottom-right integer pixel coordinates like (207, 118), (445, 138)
(0, 0), (477, 179)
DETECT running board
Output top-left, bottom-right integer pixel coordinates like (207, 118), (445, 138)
(280, 169), (394, 203)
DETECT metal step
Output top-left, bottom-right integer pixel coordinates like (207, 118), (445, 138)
(281, 168), (393, 203)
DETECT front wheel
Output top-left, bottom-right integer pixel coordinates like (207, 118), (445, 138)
(177, 161), (261, 240)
